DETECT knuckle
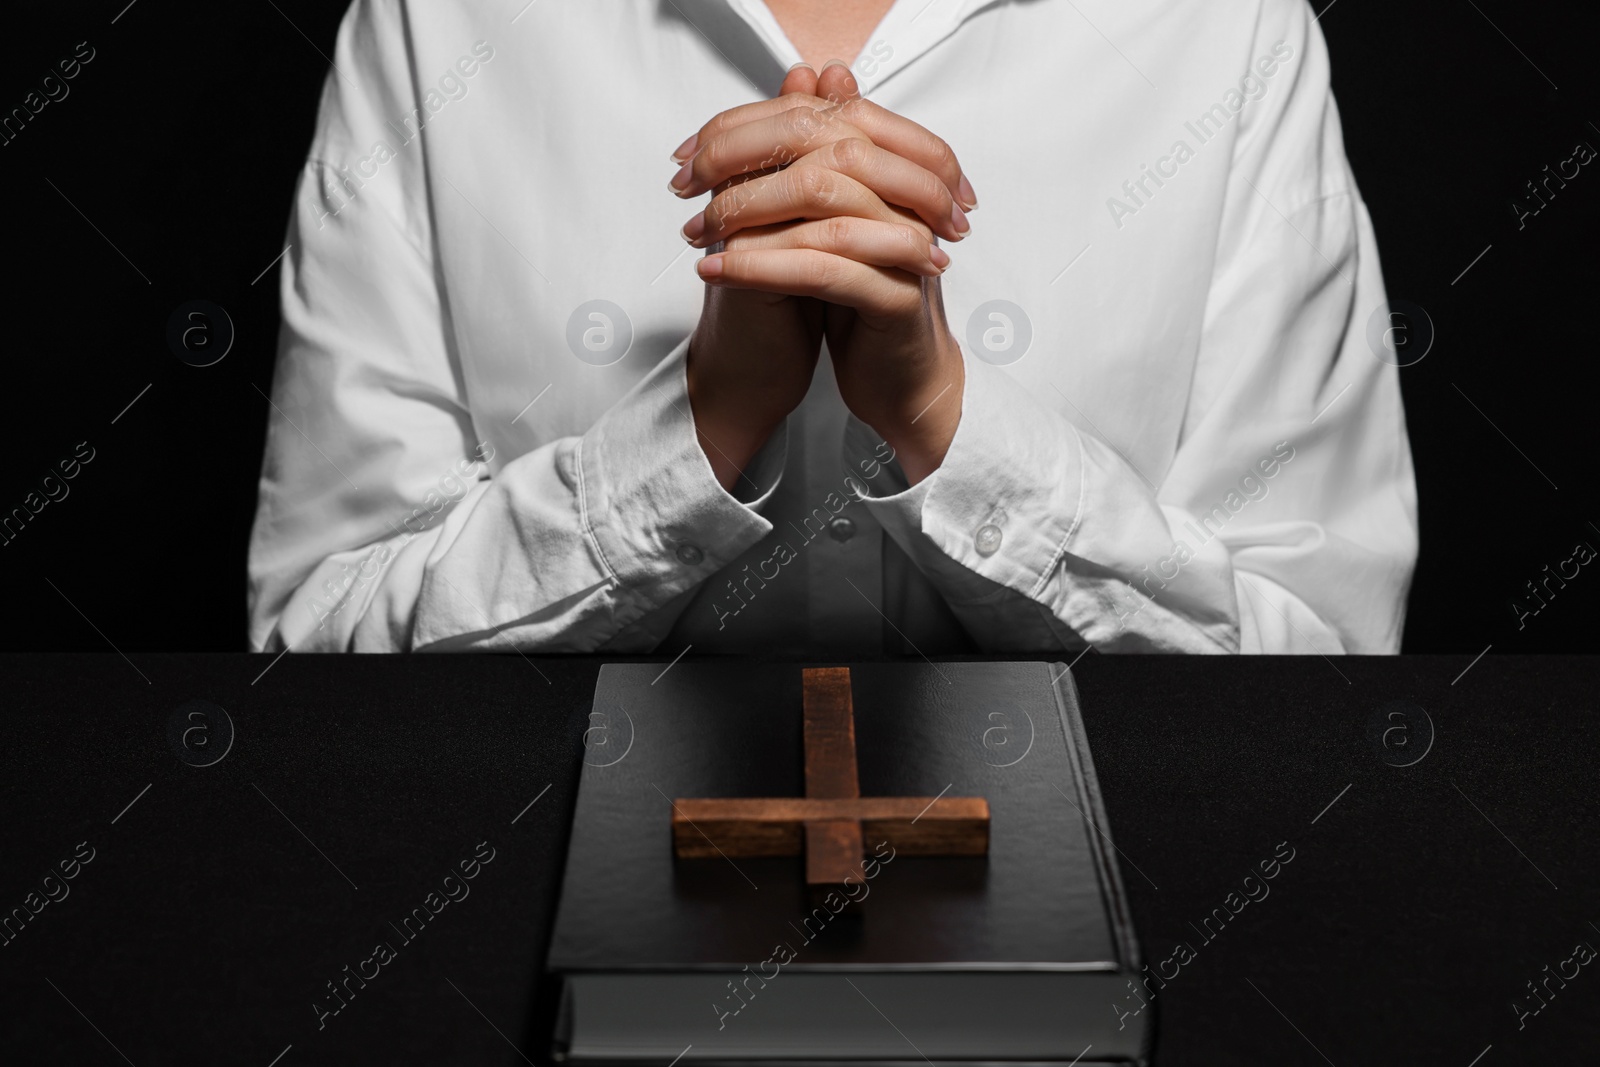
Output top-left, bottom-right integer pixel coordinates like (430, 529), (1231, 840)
(831, 136), (870, 172)
(696, 135), (730, 178)
(792, 165), (834, 208)
(787, 106), (826, 145)
(821, 215), (855, 249)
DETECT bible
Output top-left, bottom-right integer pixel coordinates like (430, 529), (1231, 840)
(545, 660), (1150, 1064)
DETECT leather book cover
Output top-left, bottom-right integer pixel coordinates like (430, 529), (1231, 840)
(545, 661), (1149, 1064)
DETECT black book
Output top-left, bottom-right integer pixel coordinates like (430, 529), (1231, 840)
(545, 661), (1150, 1064)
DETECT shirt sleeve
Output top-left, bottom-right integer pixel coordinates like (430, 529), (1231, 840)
(860, 0), (1418, 655)
(246, 0), (782, 653)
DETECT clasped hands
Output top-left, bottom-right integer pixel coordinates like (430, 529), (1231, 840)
(674, 61), (977, 490)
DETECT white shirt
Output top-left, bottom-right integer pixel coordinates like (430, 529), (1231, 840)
(248, 0), (1418, 656)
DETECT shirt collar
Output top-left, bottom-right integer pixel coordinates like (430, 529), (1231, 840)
(672, 0), (1008, 97)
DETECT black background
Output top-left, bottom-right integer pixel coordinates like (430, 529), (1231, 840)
(2, 0), (1598, 653)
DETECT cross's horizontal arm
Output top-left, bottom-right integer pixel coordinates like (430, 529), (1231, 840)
(672, 796), (989, 859)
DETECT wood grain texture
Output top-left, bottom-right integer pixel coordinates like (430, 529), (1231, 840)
(805, 819), (865, 885)
(672, 667), (991, 881)
(672, 797), (990, 858)
(802, 666), (862, 884)
(802, 666), (859, 800)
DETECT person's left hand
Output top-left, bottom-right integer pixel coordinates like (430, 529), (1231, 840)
(671, 62), (977, 484)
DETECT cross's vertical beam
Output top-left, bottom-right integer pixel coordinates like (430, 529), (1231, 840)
(801, 667), (864, 887)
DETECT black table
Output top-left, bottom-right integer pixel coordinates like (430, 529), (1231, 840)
(1, 654), (1594, 1065)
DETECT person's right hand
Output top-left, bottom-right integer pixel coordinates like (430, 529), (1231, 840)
(678, 64), (826, 493)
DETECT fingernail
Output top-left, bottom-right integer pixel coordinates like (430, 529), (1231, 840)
(820, 59), (860, 93)
(787, 61), (815, 73)
(958, 174), (978, 209)
(681, 212), (707, 244)
(669, 161), (693, 195)
(950, 202), (970, 238)
(928, 245), (951, 270)
(696, 254), (724, 280)
(671, 133), (698, 164)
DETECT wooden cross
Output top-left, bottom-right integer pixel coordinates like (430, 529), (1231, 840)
(672, 667), (990, 888)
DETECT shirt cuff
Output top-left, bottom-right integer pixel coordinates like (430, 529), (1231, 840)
(853, 343), (1084, 605)
(577, 337), (781, 599)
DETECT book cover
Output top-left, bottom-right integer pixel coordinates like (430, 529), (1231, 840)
(545, 660), (1149, 1063)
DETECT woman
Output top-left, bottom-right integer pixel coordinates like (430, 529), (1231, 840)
(249, 0), (1416, 655)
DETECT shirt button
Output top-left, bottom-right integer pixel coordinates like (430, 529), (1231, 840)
(974, 523), (1003, 557)
(828, 517), (856, 542)
(675, 543), (704, 565)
